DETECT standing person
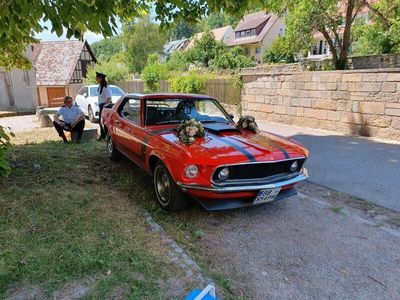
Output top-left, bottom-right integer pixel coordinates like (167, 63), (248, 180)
(53, 96), (85, 143)
(96, 72), (112, 140)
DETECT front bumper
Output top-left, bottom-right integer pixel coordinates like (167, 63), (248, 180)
(177, 168), (308, 194)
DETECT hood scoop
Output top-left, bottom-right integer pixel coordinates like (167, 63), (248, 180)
(202, 123), (241, 135)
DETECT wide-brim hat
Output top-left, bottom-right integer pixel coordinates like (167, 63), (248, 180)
(96, 72), (106, 79)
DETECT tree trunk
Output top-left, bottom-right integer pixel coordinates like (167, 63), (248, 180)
(337, 0), (356, 70)
(320, 29), (340, 69)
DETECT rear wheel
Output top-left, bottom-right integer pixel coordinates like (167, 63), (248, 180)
(106, 133), (122, 161)
(88, 105), (97, 123)
(153, 162), (187, 212)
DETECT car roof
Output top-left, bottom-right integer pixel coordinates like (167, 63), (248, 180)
(125, 93), (214, 100)
(83, 84), (120, 88)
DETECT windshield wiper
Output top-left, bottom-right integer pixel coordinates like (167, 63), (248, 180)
(153, 120), (182, 125)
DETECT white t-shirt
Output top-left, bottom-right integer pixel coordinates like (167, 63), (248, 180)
(98, 85), (112, 104)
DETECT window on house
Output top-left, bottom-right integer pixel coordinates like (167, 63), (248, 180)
(255, 47), (261, 54)
(246, 30), (251, 36)
(245, 48), (250, 55)
(251, 29), (256, 36)
(235, 32), (240, 38)
(241, 31), (245, 37)
(279, 28), (283, 37)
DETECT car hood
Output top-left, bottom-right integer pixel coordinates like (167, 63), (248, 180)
(151, 123), (307, 164)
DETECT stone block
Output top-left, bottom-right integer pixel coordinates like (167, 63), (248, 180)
(320, 73), (342, 83)
(326, 83), (338, 90)
(363, 73), (387, 82)
(342, 73), (363, 82)
(381, 82), (397, 93)
(359, 102), (385, 114)
(337, 100), (352, 111)
(332, 91), (349, 100)
(260, 105), (274, 113)
(304, 82), (318, 90)
(385, 108), (400, 117)
(387, 73), (400, 81)
(386, 103), (400, 109)
(242, 95), (256, 102)
(293, 73), (312, 82)
(340, 112), (365, 125)
(40, 114), (53, 127)
(313, 99), (337, 110)
(300, 98), (312, 107)
(255, 95), (265, 103)
(274, 105), (286, 115)
(291, 98), (300, 106)
(304, 108), (327, 120)
(366, 115), (392, 128)
(326, 111), (340, 121)
(71, 128), (98, 142)
(337, 82), (348, 91)
(392, 117), (400, 130)
(356, 82), (381, 92)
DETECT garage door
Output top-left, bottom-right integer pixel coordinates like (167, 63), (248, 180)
(47, 87), (66, 107)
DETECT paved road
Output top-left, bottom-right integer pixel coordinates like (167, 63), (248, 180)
(258, 121), (400, 212)
(194, 186), (400, 299)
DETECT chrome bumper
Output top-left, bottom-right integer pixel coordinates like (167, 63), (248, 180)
(177, 168), (309, 193)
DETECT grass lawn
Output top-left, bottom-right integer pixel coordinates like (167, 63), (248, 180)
(0, 130), (198, 299)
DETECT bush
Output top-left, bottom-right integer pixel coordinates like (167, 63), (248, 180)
(142, 54), (170, 92)
(84, 59), (129, 84)
(211, 50), (253, 70)
(166, 51), (189, 71)
(263, 37), (295, 64)
(169, 72), (210, 94)
(0, 126), (13, 177)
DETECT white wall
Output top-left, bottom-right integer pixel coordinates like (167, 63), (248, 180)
(260, 18), (287, 62)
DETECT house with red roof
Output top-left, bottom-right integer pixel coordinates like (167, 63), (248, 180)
(186, 26), (234, 49)
(226, 11), (286, 63)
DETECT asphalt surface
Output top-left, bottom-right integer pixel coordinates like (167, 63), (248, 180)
(195, 185), (400, 299)
(259, 121), (400, 212)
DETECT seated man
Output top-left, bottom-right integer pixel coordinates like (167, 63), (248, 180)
(53, 96), (85, 143)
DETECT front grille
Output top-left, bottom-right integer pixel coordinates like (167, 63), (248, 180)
(212, 158), (306, 182)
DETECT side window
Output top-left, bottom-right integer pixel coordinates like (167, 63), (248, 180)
(120, 98), (140, 124)
(79, 87), (88, 96)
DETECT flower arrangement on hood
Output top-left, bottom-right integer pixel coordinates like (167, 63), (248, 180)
(177, 119), (206, 145)
(236, 115), (260, 133)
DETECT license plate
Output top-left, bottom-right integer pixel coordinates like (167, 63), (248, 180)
(253, 188), (281, 205)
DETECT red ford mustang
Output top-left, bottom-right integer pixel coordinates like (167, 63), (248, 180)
(102, 93), (309, 211)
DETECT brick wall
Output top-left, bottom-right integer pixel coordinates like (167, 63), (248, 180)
(241, 68), (400, 141)
(348, 54), (400, 70)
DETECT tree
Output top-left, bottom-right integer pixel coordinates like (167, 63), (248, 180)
(186, 31), (226, 67)
(263, 36), (295, 64)
(352, 0), (400, 55)
(259, 0), (396, 69)
(0, 0), (150, 69)
(141, 54), (170, 92)
(84, 59), (129, 84)
(124, 16), (167, 73)
(91, 36), (123, 62)
(167, 20), (198, 40)
(197, 12), (240, 31)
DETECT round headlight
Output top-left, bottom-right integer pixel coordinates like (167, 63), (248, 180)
(218, 167), (230, 180)
(290, 161), (298, 172)
(184, 165), (199, 178)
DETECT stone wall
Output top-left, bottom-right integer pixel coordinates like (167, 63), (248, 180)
(241, 68), (400, 141)
(348, 54), (400, 70)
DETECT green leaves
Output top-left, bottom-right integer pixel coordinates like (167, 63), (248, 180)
(0, 126), (13, 178)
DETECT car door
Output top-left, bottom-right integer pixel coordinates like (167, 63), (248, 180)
(114, 97), (147, 167)
(76, 86), (88, 115)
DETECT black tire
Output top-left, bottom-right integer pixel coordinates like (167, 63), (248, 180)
(153, 162), (188, 212)
(106, 133), (122, 161)
(88, 105), (97, 123)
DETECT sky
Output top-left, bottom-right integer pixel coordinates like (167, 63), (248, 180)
(34, 20), (122, 44)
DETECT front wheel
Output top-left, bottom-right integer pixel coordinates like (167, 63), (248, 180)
(153, 162), (188, 212)
(88, 105), (97, 123)
(106, 134), (122, 161)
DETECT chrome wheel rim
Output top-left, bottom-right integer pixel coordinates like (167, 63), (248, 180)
(88, 106), (93, 121)
(107, 136), (113, 155)
(155, 167), (171, 206)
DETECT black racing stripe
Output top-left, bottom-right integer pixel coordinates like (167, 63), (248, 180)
(266, 140), (290, 159)
(221, 138), (257, 162)
(140, 135), (149, 161)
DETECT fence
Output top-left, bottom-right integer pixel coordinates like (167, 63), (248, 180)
(116, 78), (241, 106)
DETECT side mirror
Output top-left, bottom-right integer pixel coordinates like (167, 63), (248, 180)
(228, 113), (234, 120)
(83, 92), (87, 98)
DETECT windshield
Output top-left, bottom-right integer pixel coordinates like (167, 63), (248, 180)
(145, 98), (231, 126)
(90, 86), (125, 97)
